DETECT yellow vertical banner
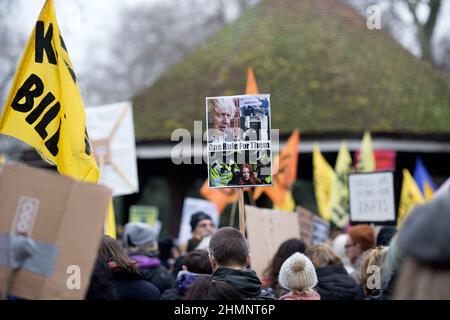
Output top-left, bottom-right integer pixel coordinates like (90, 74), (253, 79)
(105, 200), (117, 239)
(356, 131), (375, 172)
(330, 142), (352, 228)
(313, 144), (335, 221)
(398, 169), (425, 227)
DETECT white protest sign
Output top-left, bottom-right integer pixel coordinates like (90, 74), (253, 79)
(86, 101), (139, 196)
(349, 171), (395, 223)
(312, 215), (330, 245)
(178, 197), (219, 245)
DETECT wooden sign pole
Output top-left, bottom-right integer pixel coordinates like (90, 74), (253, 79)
(238, 189), (245, 234)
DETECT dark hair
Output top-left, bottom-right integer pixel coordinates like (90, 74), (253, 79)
(184, 276), (242, 300)
(85, 256), (118, 300)
(99, 235), (138, 272)
(209, 227), (248, 267)
(263, 238), (306, 294)
(184, 249), (213, 274)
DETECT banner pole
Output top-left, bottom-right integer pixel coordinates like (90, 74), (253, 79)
(238, 188), (245, 234)
(229, 199), (238, 227)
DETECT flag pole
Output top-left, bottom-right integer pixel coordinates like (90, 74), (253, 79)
(238, 188), (245, 234)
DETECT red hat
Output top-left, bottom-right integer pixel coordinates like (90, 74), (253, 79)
(348, 225), (375, 251)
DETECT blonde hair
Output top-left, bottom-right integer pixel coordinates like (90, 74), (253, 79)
(360, 246), (388, 296)
(305, 244), (341, 269)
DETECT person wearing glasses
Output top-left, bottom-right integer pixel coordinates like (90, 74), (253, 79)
(345, 225), (375, 282)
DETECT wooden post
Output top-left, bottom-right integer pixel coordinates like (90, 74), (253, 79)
(229, 199), (238, 228)
(238, 188), (245, 234)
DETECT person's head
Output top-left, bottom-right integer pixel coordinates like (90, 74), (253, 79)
(332, 234), (351, 263)
(184, 276), (242, 300)
(183, 249), (213, 274)
(239, 164), (259, 185)
(359, 246), (388, 296)
(393, 196), (450, 299)
(99, 234), (138, 272)
(123, 222), (158, 253)
(278, 253), (318, 294)
(346, 225), (375, 264)
(208, 227), (249, 270)
(264, 238), (306, 284)
(376, 226), (397, 246)
(208, 98), (236, 135)
(190, 212), (215, 241)
(85, 256), (118, 300)
(305, 244), (341, 269)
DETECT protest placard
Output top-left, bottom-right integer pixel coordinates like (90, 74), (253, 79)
(129, 205), (159, 227)
(0, 164), (111, 299)
(349, 171), (396, 224)
(206, 95), (272, 189)
(177, 198), (219, 246)
(86, 101), (139, 197)
(246, 205), (300, 278)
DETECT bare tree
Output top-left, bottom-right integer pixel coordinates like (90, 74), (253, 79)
(80, 0), (260, 106)
(348, 0), (446, 68)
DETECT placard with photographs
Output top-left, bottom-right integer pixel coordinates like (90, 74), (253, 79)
(206, 94), (272, 188)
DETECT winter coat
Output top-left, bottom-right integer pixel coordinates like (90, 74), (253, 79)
(315, 264), (359, 300)
(129, 253), (175, 293)
(111, 267), (160, 300)
(161, 270), (205, 300)
(212, 267), (275, 300)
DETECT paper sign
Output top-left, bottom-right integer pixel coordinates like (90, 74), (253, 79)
(349, 171), (396, 224)
(0, 164), (111, 300)
(178, 198), (219, 246)
(206, 94), (272, 188)
(129, 205), (159, 227)
(86, 101), (139, 196)
(312, 215), (330, 245)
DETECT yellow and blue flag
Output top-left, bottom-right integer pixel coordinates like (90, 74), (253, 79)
(413, 157), (436, 201)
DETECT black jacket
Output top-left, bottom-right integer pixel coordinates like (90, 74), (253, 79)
(315, 264), (359, 300)
(212, 267), (275, 300)
(111, 268), (161, 300)
(129, 253), (176, 293)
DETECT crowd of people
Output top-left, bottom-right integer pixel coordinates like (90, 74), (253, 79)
(85, 195), (450, 300)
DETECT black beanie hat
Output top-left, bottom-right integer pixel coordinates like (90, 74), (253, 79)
(190, 212), (212, 231)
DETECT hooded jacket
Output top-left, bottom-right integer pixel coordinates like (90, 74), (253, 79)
(161, 271), (205, 300)
(129, 253), (175, 293)
(315, 264), (359, 300)
(212, 267), (275, 300)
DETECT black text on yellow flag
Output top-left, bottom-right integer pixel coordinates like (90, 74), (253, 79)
(0, 0), (99, 183)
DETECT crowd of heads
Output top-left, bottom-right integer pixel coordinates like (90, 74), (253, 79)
(84, 195), (450, 300)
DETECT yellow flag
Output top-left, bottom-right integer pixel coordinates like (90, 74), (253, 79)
(330, 142), (352, 228)
(0, 0), (99, 183)
(313, 144), (335, 221)
(105, 201), (117, 239)
(274, 190), (296, 212)
(397, 169), (425, 227)
(356, 131), (375, 172)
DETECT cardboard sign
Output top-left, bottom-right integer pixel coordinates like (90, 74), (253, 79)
(129, 205), (159, 227)
(246, 206), (300, 278)
(86, 102), (139, 197)
(206, 94), (272, 188)
(297, 207), (330, 246)
(178, 198), (219, 246)
(349, 171), (396, 224)
(0, 164), (111, 299)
